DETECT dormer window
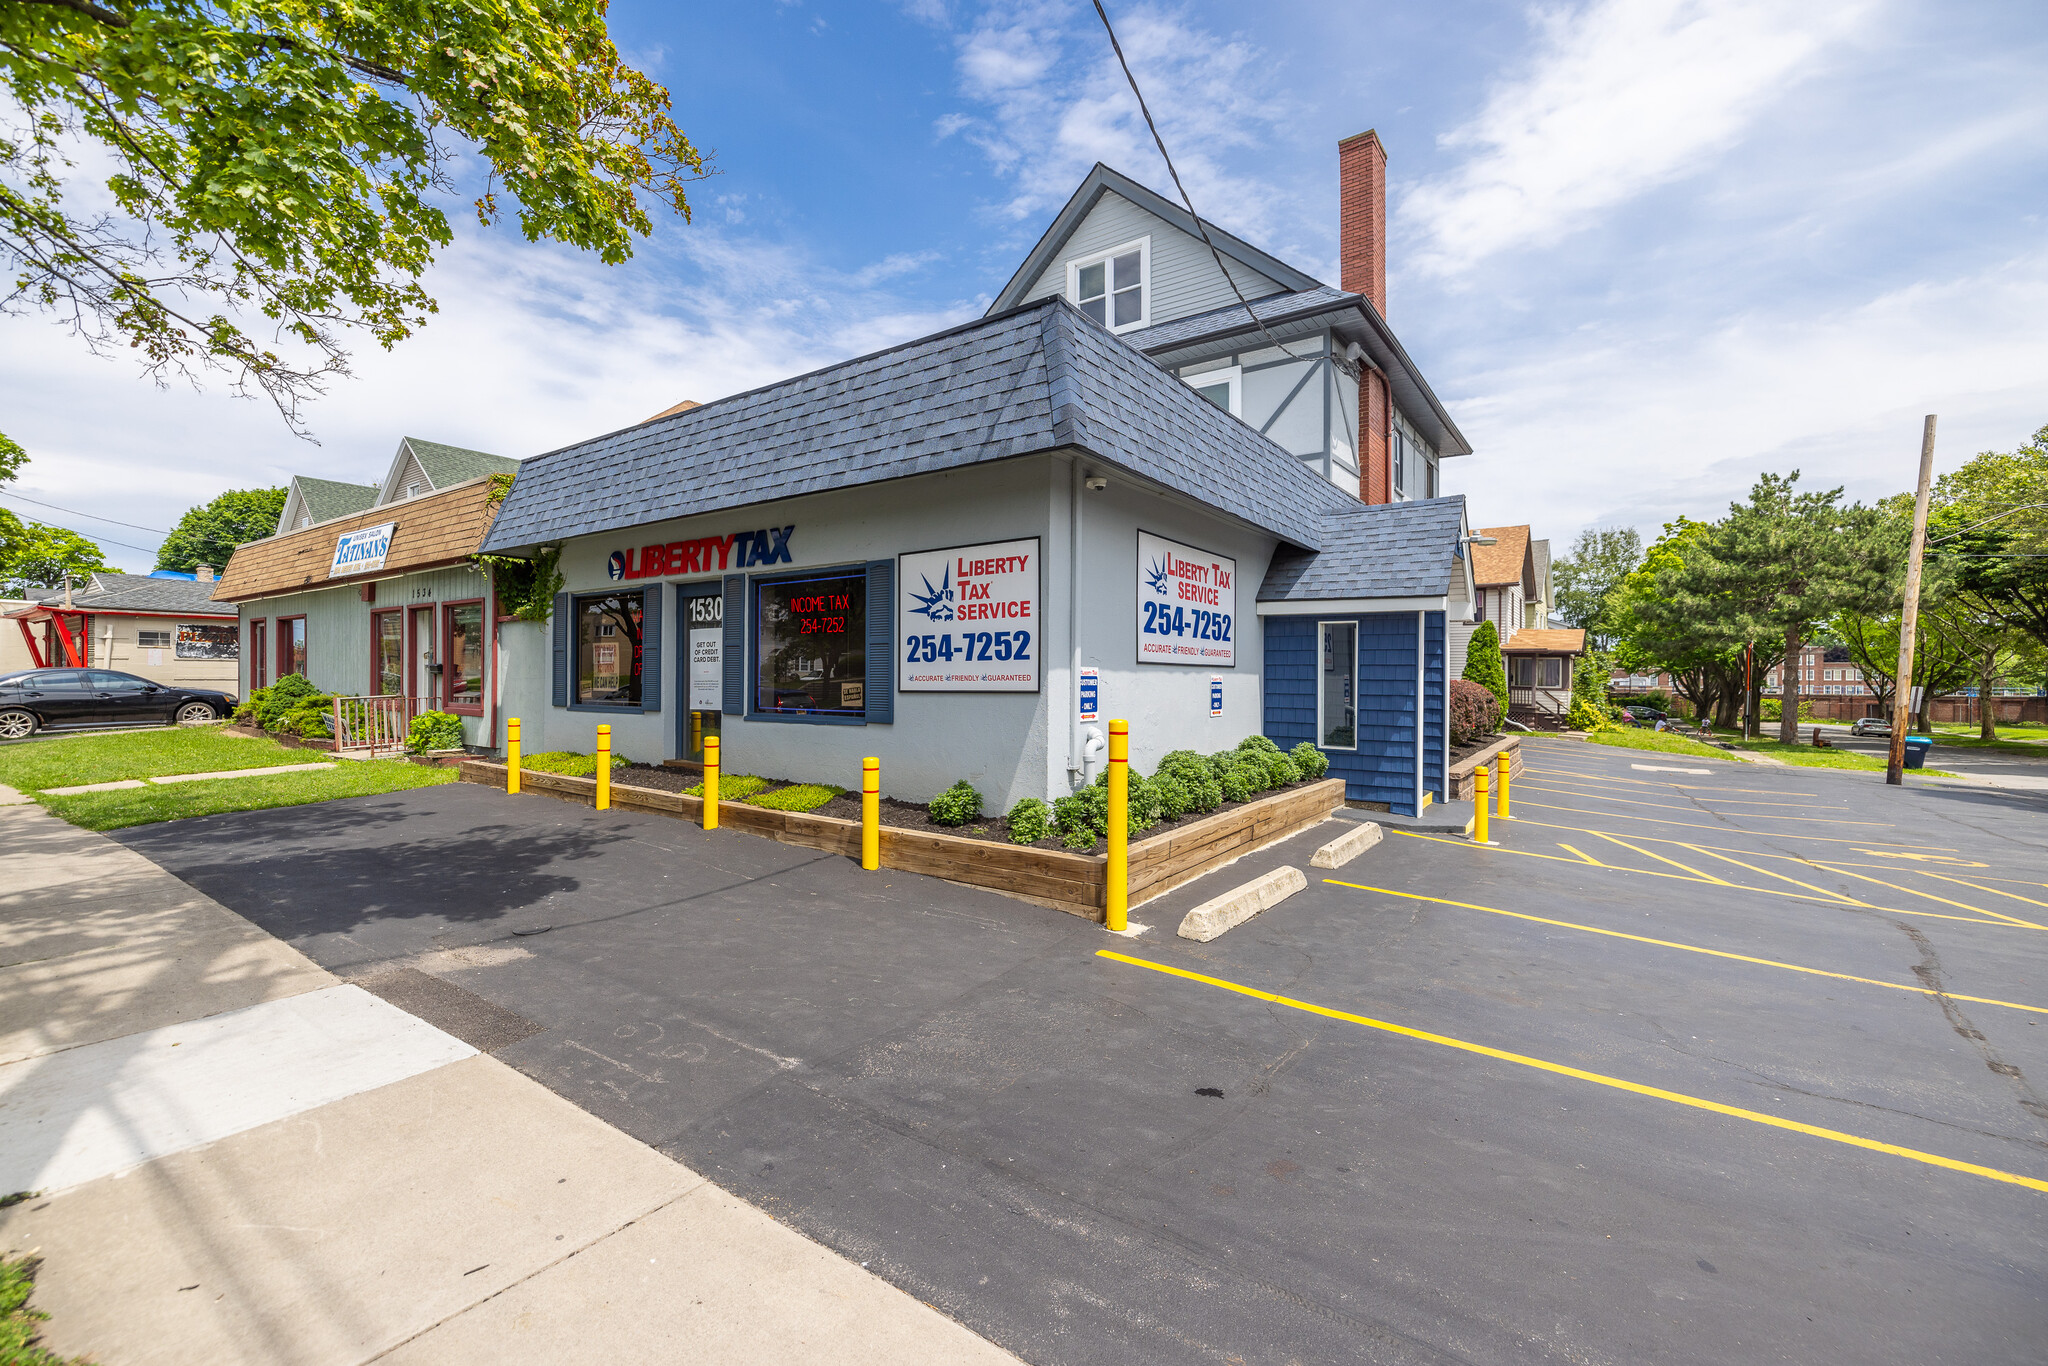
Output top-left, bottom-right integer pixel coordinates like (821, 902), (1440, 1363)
(406, 483), (420, 499)
(1069, 237), (1149, 333)
(299, 515), (312, 528)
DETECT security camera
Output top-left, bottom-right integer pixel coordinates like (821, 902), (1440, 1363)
(1085, 476), (1108, 492)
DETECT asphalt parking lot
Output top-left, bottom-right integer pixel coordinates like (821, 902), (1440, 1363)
(1814, 723), (2048, 787)
(116, 740), (2048, 1365)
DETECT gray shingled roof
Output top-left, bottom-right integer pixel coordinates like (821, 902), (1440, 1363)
(1121, 286), (1352, 353)
(1257, 496), (1469, 601)
(483, 297), (1360, 556)
(30, 572), (234, 614)
(404, 438), (521, 488)
(294, 475), (379, 523)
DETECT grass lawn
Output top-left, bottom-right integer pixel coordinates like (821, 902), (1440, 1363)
(0, 726), (321, 792)
(1582, 728), (1733, 761)
(1918, 726), (2048, 755)
(38, 758), (456, 831)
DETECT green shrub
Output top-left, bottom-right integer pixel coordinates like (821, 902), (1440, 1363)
(929, 779), (984, 827)
(747, 783), (844, 812)
(684, 771), (769, 798)
(407, 710), (467, 753)
(1261, 750), (1301, 787)
(1236, 734), (1281, 757)
(1463, 620), (1509, 717)
(1061, 821), (1098, 851)
(1568, 697), (1607, 732)
(1156, 749), (1224, 814)
(249, 673), (321, 731)
(1218, 763), (1256, 803)
(277, 699), (335, 738)
(520, 749), (632, 776)
(1152, 774), (1192, 821)
(1289, 742), (1329, 779)
(1052, 791), (1094, 843)
(1007, 797), (1051, 844)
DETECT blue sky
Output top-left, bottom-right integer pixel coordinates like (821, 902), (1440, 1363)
(4, 0), (2046, 568)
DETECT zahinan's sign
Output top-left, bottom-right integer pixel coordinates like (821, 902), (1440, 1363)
(1136, 530), (1235, 667)
(331, 522), (396, 576)
(898, 537), (1039, 692)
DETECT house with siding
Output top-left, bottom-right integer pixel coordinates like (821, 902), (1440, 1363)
(212, 448), (522, 747)
(6, 572), (239, 691)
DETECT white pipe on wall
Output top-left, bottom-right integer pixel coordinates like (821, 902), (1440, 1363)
(1415, 610), (1425, 814)
(1068, 457), (1083, 788)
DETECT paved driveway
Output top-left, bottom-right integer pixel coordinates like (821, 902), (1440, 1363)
(1810, 724), (2048, 787)
(116, 744), (2048, 1365)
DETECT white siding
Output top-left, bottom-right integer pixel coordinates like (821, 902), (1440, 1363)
(1019, 191), (1282, 325)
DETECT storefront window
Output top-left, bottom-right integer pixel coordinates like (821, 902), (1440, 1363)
(446, 601), (484, 709)
(756, 571), (866, 717)
(1319, 621), (1356, 750)
(373, 611), (402, 695)
(576, 592), (643, 706)
(279, 617), (307, 680)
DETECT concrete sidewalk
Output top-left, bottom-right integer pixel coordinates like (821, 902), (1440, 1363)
(0, 802), (1018, 1365)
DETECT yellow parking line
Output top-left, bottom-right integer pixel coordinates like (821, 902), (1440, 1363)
(1526, 769), (1819, 798)
(1917, 873), (2048, 911)
(1320, 881), (2048, 1017)
(1676, 844), (1866, 903)
(1392, 830), (2017, 927)
(1590, 832), (1734, 884)
(1804, 862), (2048, 932)
(1514, 791), (1887, 827)
(1507, 815), (1958, 854)
(1096, 950), (2048, 1196)
(1557, 843), (1605, 866)
(1510, 802), (1942, 842)
(1518, 782), (1834, 812)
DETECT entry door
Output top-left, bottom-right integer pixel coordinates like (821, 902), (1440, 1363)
(683, 592), (723, 761)
(409, 606), (436, 703)
(250, 620), (267, 690)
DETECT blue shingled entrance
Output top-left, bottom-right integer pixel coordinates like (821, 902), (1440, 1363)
(1262, 611), (1446, 816)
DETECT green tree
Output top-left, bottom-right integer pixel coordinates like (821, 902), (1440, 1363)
(1609, 517), (1766, 728)
(1552, 526), (1642, 639)
(1462, 619), (1508, 721)
(157, 487), (286, 571)
(1657, 473), (1900, 744)
(1929, 424), (2048, 657)
(0, 431), (23, 485)
(0, 511), (114, 593)
(1, 0), (709, 430)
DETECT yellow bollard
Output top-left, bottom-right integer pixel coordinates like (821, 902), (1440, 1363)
(595, 724), (610, 811)
(1106, 719), (1129, 932)
(507, 717), (521, 795)
(861, 757), (880, 870)
(1495, 751), (1511, 820)
(1473, 764), (1490, 844)
(703, 735), (720, 830)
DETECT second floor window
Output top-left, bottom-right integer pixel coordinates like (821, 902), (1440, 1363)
(1070, 238), (1148, 333)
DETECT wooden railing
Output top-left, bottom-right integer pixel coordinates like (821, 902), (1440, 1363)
(331, 695), (422, 757)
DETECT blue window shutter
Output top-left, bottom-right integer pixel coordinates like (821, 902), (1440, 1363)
(722, 574), (745, 715)
(865, 559), (893, 725)
(551, 592), (570, 708)
(640, 582), (662, 713)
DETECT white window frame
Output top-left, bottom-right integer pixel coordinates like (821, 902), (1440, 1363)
(1317, 619), (1359, 752)
(1184, 364), (1242, 418)
(1067, 236), (1151, 335)
(1392, 428), (1406, 499)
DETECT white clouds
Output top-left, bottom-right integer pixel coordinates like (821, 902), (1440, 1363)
(1402, 0), (1870, 276)
(1440, 245), (2048, 534)
(933, 2), (1304, 254)
(1, 226), (970, 564)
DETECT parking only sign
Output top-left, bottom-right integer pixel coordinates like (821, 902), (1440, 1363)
(1210, 676), (1224, 717)
(1079, 667), (1099, 721)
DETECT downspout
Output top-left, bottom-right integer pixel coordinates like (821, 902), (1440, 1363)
(1415, 610), (1425, 814)
(1069, 458), (1090, 788)
(486, 570), (499, 752)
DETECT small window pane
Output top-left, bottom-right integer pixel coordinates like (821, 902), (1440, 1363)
(1320, 622), (1357, 750)
(1080, 296), (1106, 325)
(756, 572), (866, 717)
(1113, 287), (1143, 327)
(1076, 261), (1105, 300)
(577, 593), (644, 706)
(375, 613), (403, 695)
(137, 630), (172, 648)
(1195, 382), (1231, 411)
(1112, 251), (1141, 291)
(447, 603), (484, 706)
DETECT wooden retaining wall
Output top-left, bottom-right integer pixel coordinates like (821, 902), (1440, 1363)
(459, 762), (1344, 921)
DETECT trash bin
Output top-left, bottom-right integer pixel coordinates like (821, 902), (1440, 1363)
(1902, 736), (1933, 769)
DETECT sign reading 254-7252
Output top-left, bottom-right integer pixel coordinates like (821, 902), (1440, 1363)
(898, 537), (1040, 692)
(1137, 530), (1235, 667)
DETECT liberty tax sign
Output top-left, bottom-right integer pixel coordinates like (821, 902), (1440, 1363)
(898, 537), (1039, 692)
(1137, 530), (1235, 667)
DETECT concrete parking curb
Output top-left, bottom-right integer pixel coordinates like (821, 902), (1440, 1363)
(1310, 821), (1382, 868)
(1177, 866), (1308, 942)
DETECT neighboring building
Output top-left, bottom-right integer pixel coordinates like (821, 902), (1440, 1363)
(273, 439), (519, 536)
(1502, 628), (1585, 725)
(5, 571), (239, 692)
(0, 601), (36, 675)
(276, 475), (378, 535)
(985, 134), (1471, 507)
(213, 448), (522, 748)
(482, 296), (1479, 816)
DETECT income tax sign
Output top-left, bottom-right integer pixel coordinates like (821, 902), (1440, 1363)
(1136, 530), (1235, 667)
(898, 537), (1039, 692)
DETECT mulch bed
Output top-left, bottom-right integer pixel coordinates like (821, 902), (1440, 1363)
(615, 763), (1320, 857)
(1449, 737), (1507, 769)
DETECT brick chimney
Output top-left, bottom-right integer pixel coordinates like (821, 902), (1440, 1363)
(1339, 130), (1387, 316)
(195, 564), (214, 582)
(1339, 130), (1393, 503)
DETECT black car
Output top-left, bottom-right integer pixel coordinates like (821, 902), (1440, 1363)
(0, 668), (237, 739)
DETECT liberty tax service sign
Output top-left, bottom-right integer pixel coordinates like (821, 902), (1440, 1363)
(330, 522), (395, 576)
(898, 537), (1039, 692)
(1137, 531), (1235, 667)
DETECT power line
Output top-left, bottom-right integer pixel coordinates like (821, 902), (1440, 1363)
(0, 488), (169, 535)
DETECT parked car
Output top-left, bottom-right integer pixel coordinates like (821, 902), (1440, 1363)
(1849, 716), (1892, 737)
(0, 668), (237, 739)
(1625, 705), (1669, 726)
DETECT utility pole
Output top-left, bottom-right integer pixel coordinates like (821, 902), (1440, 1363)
(1888, 415), (1937, 785)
